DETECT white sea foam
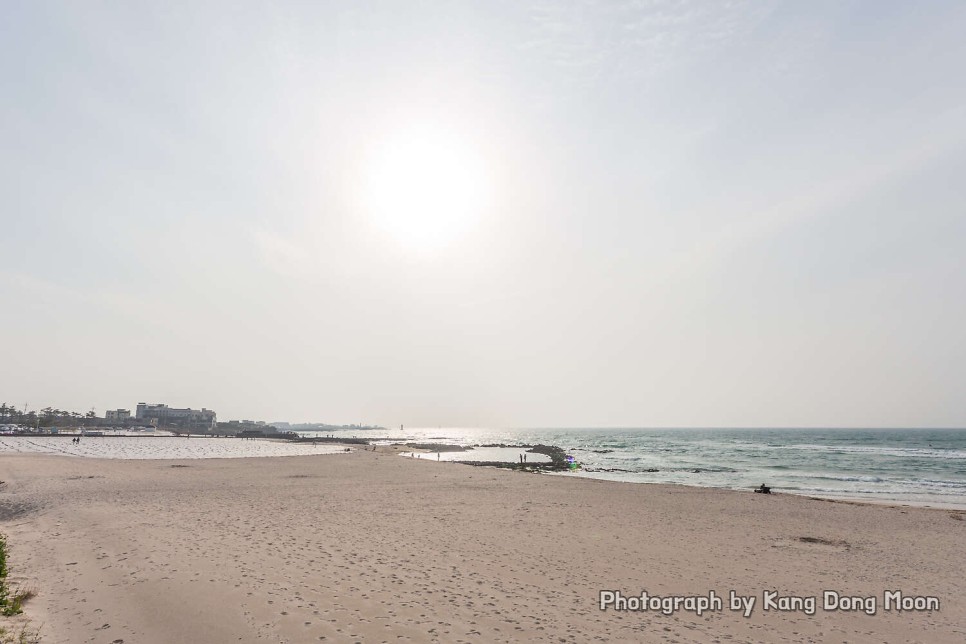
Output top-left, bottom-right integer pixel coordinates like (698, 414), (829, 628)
(768, 443), (966, 460)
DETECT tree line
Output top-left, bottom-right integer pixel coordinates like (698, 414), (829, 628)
(0, 403), (99, 428)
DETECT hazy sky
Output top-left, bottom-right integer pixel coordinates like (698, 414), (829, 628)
(3, 1), (965, 427)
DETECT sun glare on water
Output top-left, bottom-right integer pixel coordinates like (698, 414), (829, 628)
(363, 125), (489, 253)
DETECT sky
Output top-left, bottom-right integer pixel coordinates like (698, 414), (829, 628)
(2, 1), (965, 428)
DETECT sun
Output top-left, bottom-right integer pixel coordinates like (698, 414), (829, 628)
(362, 124), (489, 253)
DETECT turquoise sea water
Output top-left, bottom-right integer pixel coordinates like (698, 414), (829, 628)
(307, 427), (966, 508)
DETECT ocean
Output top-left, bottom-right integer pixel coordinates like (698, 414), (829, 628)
(312, 426), (966, 509)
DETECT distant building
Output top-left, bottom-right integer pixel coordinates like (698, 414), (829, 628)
(105, 409), (131, 422)
(135, 403), (217, 431)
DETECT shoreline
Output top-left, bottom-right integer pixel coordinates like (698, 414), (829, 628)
(801, 493), (966, 512)
(3, 437), (965, 511)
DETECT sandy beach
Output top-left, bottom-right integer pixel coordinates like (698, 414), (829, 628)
(1, 447), (964, 643)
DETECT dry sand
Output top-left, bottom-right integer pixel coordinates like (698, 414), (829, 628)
(1, 447), (964, 643)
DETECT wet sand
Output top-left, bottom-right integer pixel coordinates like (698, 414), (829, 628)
(1, 448), (964, 643)
(0, 435), (349, 459)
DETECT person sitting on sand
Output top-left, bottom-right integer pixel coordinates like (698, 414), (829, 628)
(755, 483), (771, 494)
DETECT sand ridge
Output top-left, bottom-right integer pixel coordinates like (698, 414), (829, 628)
(0, 448), (963, 643)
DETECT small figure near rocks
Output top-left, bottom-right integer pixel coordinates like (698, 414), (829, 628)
(755, 483), (771, 494)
